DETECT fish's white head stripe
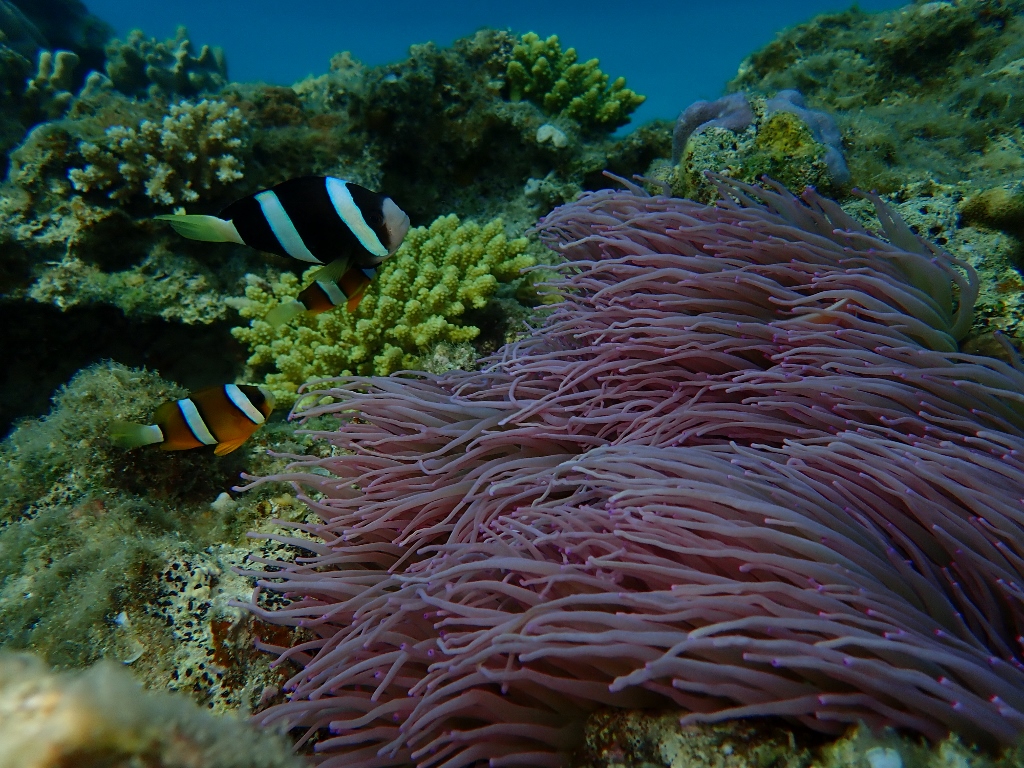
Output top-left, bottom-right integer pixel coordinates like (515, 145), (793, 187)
(325, 177), (388, 258)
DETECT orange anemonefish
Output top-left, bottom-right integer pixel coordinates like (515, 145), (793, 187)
(110, 384), (275, 456)
(262, 257), (376, 328)
(156, 176), (411, 324)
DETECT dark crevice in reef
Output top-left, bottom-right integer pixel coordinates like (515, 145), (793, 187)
(0, 301), (246, 438)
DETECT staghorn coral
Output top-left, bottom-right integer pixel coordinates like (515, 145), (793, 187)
(506, 32), (644, 133)
(67, 97), (247, 206)
(231, 214), (535, 405)
(21, 49), (78, 121)
(237, 178), (1024, 766)
(0, 652), (306, 768)
(105, 26), (227, 98)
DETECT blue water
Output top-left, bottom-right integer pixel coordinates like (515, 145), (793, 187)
(86, 0), (908, 127)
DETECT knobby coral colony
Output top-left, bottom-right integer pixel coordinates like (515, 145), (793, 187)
(239, 174), (1024, 767)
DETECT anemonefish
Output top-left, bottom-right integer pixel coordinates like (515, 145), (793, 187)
(263, 257), (377, 328)
(110, 384), (275, 456)
(156, 175), (410, 268)
(157, 176), (409, 324)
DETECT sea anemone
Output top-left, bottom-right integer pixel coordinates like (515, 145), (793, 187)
(239, 175), (1024, 768)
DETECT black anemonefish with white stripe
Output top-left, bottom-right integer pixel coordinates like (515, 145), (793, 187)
(155, 176), (410, 269)
(110, 384), (275, 456)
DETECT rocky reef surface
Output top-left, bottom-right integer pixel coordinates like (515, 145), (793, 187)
(3, 1), (1024, 766)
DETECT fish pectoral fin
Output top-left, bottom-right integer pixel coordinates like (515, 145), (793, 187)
(308, 257), (350, 284)
(155, 214), (243, 244)
(214, 437), (249, 456)
(264, 300), (306, 328)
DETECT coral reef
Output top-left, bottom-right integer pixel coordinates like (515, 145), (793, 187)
(2, 91), (255, 323)
(105, 27), (228, 98)
(0, 27), (666, 416)
(0, 361), (324, 709)
(230, 214), (536, 404)
(506, 32), (645, 133)
(0, 652), (307, 768)
(726, 0), (1024, 193)
(67, 97), (246, 205)
(238, 179), (1024, 764)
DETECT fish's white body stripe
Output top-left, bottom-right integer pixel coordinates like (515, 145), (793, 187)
(224, 384), (265, 424)
(325, 177), (388, 258)
(140, 424), (165, 445)
(317, 278), (347, 307)
(178, 398), (218, 445)
(255, 190), (321, 263)
(361, 268), (377, 280)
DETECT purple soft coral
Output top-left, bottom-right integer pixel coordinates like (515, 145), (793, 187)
(239, 178), (1024, 768)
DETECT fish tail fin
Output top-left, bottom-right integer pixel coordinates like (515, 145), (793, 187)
(264, 300), (307, 328)
(155, 214), (243, 244)
(109, 421), (164, 449)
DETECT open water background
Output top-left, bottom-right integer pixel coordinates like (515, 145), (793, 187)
(86, 0), (908, 126)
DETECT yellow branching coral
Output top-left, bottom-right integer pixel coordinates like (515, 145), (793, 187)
(506, 32), (645, 132)
(231, 215), (535, 405)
